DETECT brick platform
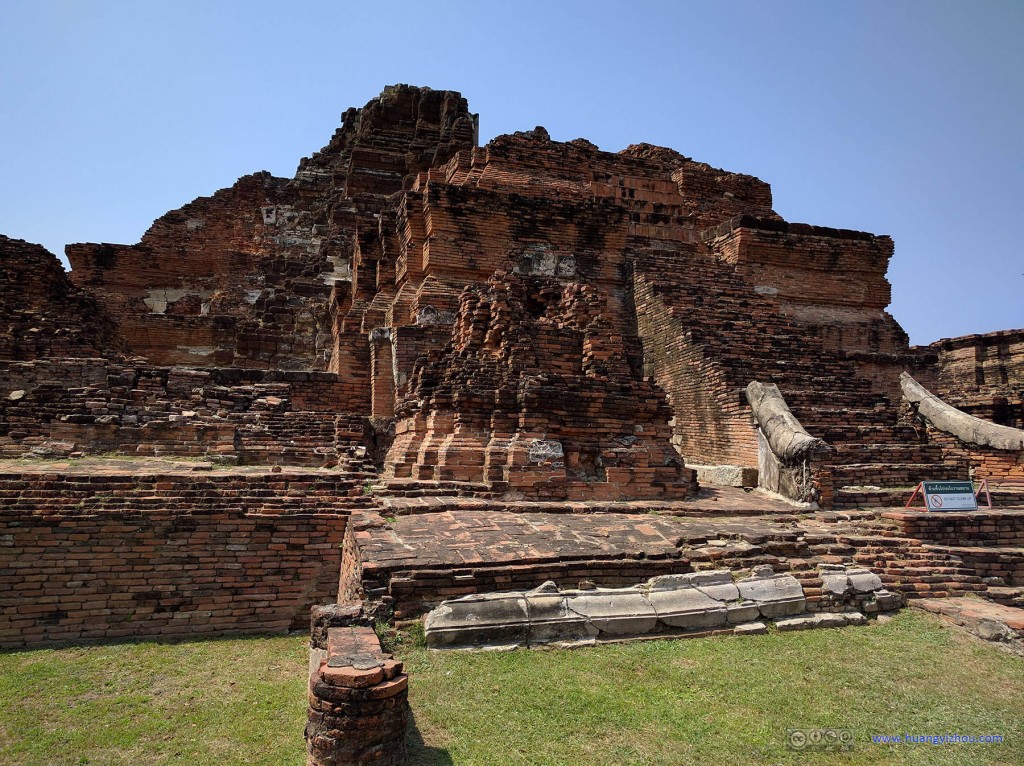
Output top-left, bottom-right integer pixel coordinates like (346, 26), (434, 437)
(340, 492), (1024, 621)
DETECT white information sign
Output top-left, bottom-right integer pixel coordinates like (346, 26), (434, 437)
(922, 481), (978, 512)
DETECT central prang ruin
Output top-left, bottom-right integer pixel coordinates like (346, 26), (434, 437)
(1, 84), (1023, 762)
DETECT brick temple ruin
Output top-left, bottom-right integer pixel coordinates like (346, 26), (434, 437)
(1, 84), (1022, 760)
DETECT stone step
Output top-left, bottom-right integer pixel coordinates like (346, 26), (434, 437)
(912, 597), (1024, 649)
(985, 586), (1024, 607)
(792, 407), (897, 428)
(782, 389), (891, 410)
(852, 550), (980, 564)
(819, 424), (922, 444)
(872, 566), (984, 580)
(375, 479), (502, 499)
(833, 462), (969, 488)
(831, 443), (944, 464)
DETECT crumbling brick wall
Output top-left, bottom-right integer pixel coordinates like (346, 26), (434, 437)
(925, 330), (1024, 428)
(306, 626), (409, 766)
(0, 359), (369, 464)
(2, 83), (1015, 504)
(386, 274), (694, 499)
(65, 86), (477, 374)
(0, 236), (122, 360)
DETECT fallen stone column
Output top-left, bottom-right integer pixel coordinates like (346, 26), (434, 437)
(424, 564), (901, 650)
(306, 626), (409, 766)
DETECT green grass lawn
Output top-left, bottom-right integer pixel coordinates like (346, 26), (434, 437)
(0, 634), (308, 766)
(1, 610), (1021, 766)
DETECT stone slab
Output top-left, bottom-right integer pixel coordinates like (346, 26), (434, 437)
(423, 564), (890, 649)
(692, 465), (759, 488)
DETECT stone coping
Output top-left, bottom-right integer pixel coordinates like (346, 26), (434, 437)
(901, 372), (1024, 451)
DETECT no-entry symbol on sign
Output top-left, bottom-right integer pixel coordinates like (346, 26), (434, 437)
(906, 480), (991, 510)
(919, 481), (977, 511)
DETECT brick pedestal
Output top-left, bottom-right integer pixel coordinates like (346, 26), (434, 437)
(306, 627), (409, 766)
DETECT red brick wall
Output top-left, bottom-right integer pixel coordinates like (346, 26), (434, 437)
(0, 472), (353, 648)
(0, 236), (122, 360)
(926, 428), (1024, 484)
(0, 359), (370, 463)
(632, 272), (758, 466)
(925, 330), (1024, 429)
(882, 509), (1024, 546)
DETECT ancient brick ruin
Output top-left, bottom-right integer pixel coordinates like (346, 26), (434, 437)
(2, 85), (1024, 717)
(307, 623), (409, 766)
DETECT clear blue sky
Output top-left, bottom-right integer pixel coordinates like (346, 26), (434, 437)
(1, 0), (1020, 345)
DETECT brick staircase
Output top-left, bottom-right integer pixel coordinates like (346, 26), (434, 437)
(870, 510), (1024, 607)
(633, 251), (970, 510)
(234, 412), (342, 466)
(715, 343), (968, 508)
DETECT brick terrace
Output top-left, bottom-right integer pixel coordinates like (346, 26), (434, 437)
(342, 487), (1024, 620)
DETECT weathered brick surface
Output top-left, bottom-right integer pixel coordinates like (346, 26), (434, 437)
(0, 236), (122, 360)
(65, 87), (476, 372)
(882, 510), (1024, 547)
(923, 330), (1024, 427)
(387, 274), (696, 499)
(629, 227), (956, 507)
(305, 626), (409, 766)
(0, 464), (376, 647)
(339, 497), (1024, 618)
(882, 509), (1024, 587)
(5, 84), (1020, 503)
(0, 359), (369, 465)
(3, 84), (1024, 666)
(921, 427), (1024, 485)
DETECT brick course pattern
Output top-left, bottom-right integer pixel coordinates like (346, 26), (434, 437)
(306, 626), (409, 766)
(0, 359), (369, 466)
(0, 236), (122, 360)
(3, 83), (1024, 657)
(922, 330), (1024, 428)
(338, 492), (1024, 619)
(0, 465), (375, 648)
